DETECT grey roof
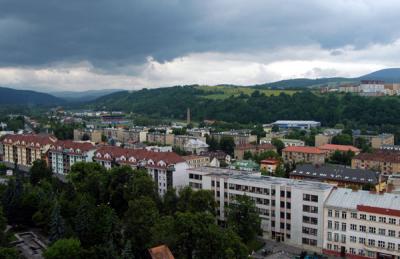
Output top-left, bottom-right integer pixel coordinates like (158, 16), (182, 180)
(325, 188), (400, 210)
(291, 164), (380, 185)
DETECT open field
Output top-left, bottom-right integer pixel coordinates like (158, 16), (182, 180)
(195, 85), (298, 100)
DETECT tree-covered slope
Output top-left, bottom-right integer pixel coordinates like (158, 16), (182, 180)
(0, 87), (63, 106)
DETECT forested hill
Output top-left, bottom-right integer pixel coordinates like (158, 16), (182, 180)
(0, 87), (63, 106)
(91, 86), (400, 129)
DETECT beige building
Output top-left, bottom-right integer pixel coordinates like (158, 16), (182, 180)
(146, 132), (174, 145)
(282, 146), (326, 165)
(351, 149), (400, 174)
(353, 133), (394, 149)
(183, 155), (210, 169)
(73, 129), (102, 143)
(2, 134), (57, 168)
(211, 131), (257, 146)
(234, 143), (276, 160)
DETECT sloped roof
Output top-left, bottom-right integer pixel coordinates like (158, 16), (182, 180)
(283, 146), (326, 154)
(148, 245), (174, 259)
(3, 134), (57, 146)
(319, 144), (360, 153)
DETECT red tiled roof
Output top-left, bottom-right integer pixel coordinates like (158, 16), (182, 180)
(260, 159), (279, 165)
(94, 146), (185, 165)
(357, 205), (400, 217)
(283, 146), (326, 154)
(50, 140), (95, 154)
(353, 150), (400, 163)
(148, 245), (175, 259)
(2, 134), (57, 146)
(319, 144), (360, 153)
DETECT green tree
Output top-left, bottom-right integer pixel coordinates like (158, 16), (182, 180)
(271, 138), (285, 155)
(219, 136), (235, 156)
(124, 197), (159, 256)
(49, 202), (65, 243)
(44, 238), (82, 259)
(243, 151), (253, 160)
(271, 125), (279, 132)
(227, 195), (261, 244)
(0, 247), (19, 259)
(30, 159), (52, 186)
(332, 134), (353, 145)
(121, 240), (134, 259)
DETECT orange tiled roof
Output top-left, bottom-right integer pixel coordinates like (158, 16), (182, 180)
(283, 146), (326, 154)
(354, 150), (400, 163)
(50, 140), (95, 154)
(319, 144), (360, 153)
(148, 245), (175, 259)
(3, 134), (57, 146)
(235, 143), (275, 150)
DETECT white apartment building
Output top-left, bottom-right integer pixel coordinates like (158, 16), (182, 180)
(193, 167), (334, 252)
(324, 188), (400, 259)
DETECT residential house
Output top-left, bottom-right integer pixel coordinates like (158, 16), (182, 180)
(318, 144), (360, 158)
(183, 155), (210, 169)
(260, 159), (280, 174)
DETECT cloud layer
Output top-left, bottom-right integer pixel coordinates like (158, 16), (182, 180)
(0, 0), (399, 91)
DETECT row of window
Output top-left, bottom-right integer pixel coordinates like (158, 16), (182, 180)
(328, 209), (398, 224)
(303, 205), (318, 214)
(328, 220), (400, 236)
(328, 231), (400, 250)
(326, 244), (375, 258)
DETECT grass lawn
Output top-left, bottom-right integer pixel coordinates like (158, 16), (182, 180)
(195, 85), (298, 100)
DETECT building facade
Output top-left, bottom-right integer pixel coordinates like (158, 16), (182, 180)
(93, 146), (188, 196)
(48, 140), (96, 174)
(272, 120), (321, 130)
(323, 188), (400, 258)
(234, 143), (276, 160)
(352, 150), (400, 175)
(282, 146), (327, 165)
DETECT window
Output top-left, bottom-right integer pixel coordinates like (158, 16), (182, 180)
(389, 218), (396, 224)
(327, 232), (332, 241)
(335, 210), (340, 218)
(389, 230), (395, 237)
(350, 236), (356, 243)
(286, 224), (291, 230)
(379, 217), (386, 223)
(286, 213), (291, 220)
(341, 223), (346, 231)
(368, 239), (375, 247)
(360, 226), (366, 232)
(334, 233), (339, 242)
(351, 212), (357, 218)
(369, 227), (376, 234)
(341, 235), (346, 244)
(378, 241), (385, 248)
(280, 212), (285, 219)
(334, 221), (339, 230)
(328, 209), (333, 217)
(388, 242), (395, 250)
(360, 214), (366, 220)
(280, 222), (285, 229)
(302, 238), (317, 246)
(369, 215), (376, 221)
(349, 248), (356, 254)
(342, 211), (347, 219)
(350, 224), (356, 230)
(303, 205), (318, 213)
(379, 228), (386, 235)
(280, 201), (285, 208)
(281, 190), (285, 197)
(286, 202), (291, 209)
(211, 180), (215, 187)
(327, 220), (332, 229)
(302, 227), (317, 236)
(286, 191), (291, 198)
(359, 237), (365, 244)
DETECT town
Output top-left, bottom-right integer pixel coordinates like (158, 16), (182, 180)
(1, 108), (400, 258)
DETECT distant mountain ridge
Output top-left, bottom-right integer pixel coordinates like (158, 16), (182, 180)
(51, 89), (125, 102)
(0, 86), (64, 106)
(359, 68), (400, 82)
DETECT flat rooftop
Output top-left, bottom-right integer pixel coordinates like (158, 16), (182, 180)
(190, 167), (334, 191)
(325, 188), (400, 210)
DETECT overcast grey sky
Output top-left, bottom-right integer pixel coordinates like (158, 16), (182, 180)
(0, 0), (399, 91)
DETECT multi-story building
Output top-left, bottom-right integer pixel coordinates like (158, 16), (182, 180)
(194, 167), (334, 252)
(290, 164), (384, 191)
(323, 188), (400, 258)
(2, 134), (57, 169)
(381, 145), (400, 152)
(73, 129), (102, 143)
(272, 120), (321, 130)
(352, 133), (394, 149)
(234, 143), (276, 160)
(146, 132), (174, 145)
(315, 129), (343, 147)
(351, 149), (400, 174)
(260, 137), (305, 147)
(93, 146), (188, 196)
(183, 155), (210, 169)
(282, 146), (327, 165)
(260, 159), (280, 174)
(102, 128), (148, 144)
(211, 131), (257, 146)
(48, 140), (96, 174)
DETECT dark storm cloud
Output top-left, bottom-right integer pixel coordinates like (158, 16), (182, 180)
(0, 0), (400, 68)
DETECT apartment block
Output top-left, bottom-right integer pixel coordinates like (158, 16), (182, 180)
(48, 140), (96, 174)
(73, 129), (102, 143)
(192, 167), (334, 252)
(211, 131), (257, 146)
(352, 149), (400, 174)
(2, 134), (57, 169)
(234, 143), (276, 160)
(323, 188), (400, 258)
(93, 146), (188, 196)
(282, 146), (327, 165)
(146, 132), (174, 145)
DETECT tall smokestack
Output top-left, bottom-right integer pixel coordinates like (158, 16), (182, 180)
(187, 108), (191, 125)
